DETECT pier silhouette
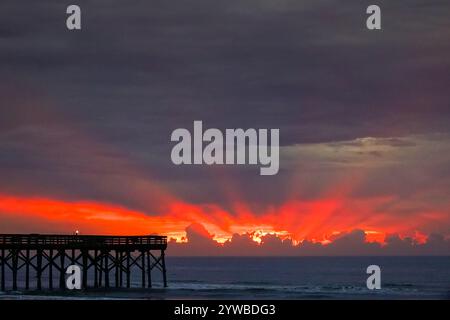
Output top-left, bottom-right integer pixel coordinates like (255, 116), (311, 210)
(0, 234), (168, 291)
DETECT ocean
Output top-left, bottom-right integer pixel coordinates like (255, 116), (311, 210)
(1, 256), (449, 299)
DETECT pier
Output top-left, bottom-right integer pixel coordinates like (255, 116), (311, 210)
(0, 234), (168, 291)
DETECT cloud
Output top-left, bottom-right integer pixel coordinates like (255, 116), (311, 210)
(1, 0), (449, 142)
(0, 0), (449, 251)
(168, 224), (450, 256)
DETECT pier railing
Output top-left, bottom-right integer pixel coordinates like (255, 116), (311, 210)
(0, 234), (167, 249)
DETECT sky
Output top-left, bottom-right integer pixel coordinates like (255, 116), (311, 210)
(0, 0), (449, 255)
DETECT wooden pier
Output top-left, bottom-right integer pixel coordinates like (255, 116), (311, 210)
(0, 234), (168, 291)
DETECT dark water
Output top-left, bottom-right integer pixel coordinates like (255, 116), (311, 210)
(165, 256), (450, 299)
(1, 256), (449, 299)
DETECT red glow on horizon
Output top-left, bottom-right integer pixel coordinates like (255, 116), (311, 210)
(0, 193), (447, 247)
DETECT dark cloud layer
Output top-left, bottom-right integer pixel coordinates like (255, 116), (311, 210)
(2, 1), (449, 140)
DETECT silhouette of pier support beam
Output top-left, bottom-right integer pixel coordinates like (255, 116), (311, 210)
(161, 250), (167, 288)
(1, 248), (5, 291)
(59, 249), (65, 290)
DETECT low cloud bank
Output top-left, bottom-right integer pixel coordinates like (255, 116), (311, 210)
(167, 223), (450, 256)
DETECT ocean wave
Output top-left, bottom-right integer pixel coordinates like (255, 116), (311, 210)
(165, 281), (425, 297)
